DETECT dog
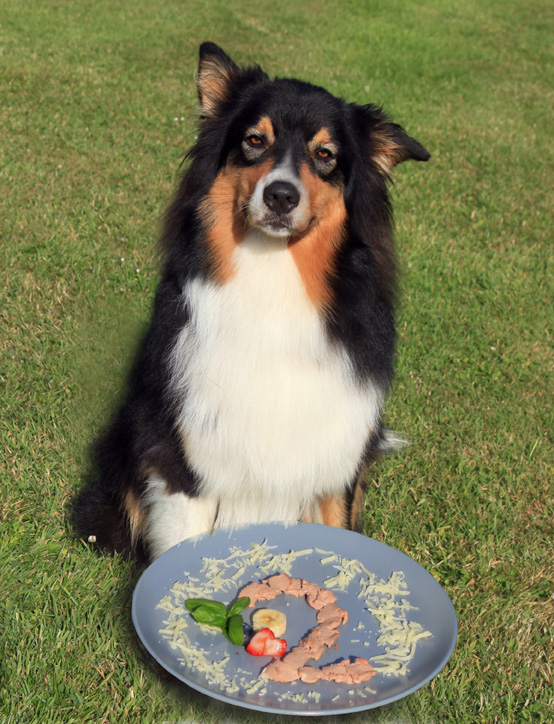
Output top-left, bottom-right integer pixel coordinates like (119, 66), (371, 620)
(72, 42), (429, 561)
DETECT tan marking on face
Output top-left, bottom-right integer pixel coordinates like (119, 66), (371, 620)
(318, 493), (347, 528)
(199, 159), (275, 282)
(288, 163), (347, 310)
(254, 116), (276, 146)
(308, 128), (338, 164)
(308, 128), (333, 153)
(198, 169), (241, 282)
(123, 488), (146, 545)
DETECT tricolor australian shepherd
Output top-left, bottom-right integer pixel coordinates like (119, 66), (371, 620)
(73, 43), (429, 561)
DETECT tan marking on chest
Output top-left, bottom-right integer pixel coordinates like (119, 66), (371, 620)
(288, 163), (347, 310)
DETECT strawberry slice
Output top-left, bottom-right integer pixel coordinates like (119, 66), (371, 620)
(246, 627), (287, 657)
(262, 635), (287, 657)
(246, 628), (273, 656)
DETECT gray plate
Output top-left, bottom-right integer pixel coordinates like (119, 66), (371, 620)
(132, 522), (457, 716)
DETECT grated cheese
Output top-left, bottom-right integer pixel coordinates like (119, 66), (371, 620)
(357, 571), (432, 676)
(323, 569), (353, 591)
(245, 678), (267, 695)
(323, 555), (375, 592)
(156, 540), (432, 699)
(259, 547), (314, 575)
(231, 565), (247, 581)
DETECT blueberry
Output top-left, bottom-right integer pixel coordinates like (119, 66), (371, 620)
(242, 622), (254, 643)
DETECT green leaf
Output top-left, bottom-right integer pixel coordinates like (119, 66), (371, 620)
(190, 605), (226, 628)
(185, 596), (246, 644)
(226, 614), (244, 646)
(185, 598), (209, 612)
(227, 597), (250, 617)
(185, 599), (226, 617)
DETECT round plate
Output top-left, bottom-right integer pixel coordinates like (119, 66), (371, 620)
(132, 522), (457, 715)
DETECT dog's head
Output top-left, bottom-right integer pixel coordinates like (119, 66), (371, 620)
(173, 43), (429, 301)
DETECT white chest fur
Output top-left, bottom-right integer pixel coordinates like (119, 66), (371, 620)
(168, 233), (383, 526)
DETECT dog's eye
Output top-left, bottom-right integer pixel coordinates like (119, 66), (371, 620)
(315, 147), (334, 161)
(312, 145), (337, 174)
(242, 133), (267, 159)
(245, 134), (265, 148)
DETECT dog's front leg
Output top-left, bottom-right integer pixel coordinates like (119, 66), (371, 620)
(303, 473), (366, 531)
(143, 474), (218, 559)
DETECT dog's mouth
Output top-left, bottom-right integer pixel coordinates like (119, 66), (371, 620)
(253, 213), (299, 238)
(250, 214), (316, 241)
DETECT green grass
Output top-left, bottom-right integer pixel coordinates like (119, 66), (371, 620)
(1, 0), (553, 721)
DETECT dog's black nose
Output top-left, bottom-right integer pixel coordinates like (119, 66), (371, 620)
(263, 181), (300, 215)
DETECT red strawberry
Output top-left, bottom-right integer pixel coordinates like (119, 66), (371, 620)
(246, 627), (287, 657)
(246, 628), (273, 656)
(262, 635), (287, 657)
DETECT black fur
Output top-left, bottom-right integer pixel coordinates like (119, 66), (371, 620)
(72, 43), (429, 558)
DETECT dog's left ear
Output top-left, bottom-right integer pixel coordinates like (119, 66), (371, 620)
(197, 42), (240, 118)
(368, 110), (430, 177)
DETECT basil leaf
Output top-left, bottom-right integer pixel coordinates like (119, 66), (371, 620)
(185, 596), (246, 644)
(226, 614), (244, 646)
(186, 599), (227, 617)
(227, 597), (250, 617)
(190, 605), (227, 628)
(185, 598), (210, 612)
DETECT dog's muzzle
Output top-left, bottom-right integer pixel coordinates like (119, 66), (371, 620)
(247, 162), (310, 237)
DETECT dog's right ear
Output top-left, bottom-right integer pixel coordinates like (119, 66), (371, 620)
(197, 43), (240, 118)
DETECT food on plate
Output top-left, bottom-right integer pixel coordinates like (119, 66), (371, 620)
(246, 628), (287, 657)
(156, 540), (434, 701)
(185, 596), (250, 645)
(238, 573), (376, 684)
(252, 608), (287, 637)
(299, 657), (376, 684)
(240, 572), (339, 606)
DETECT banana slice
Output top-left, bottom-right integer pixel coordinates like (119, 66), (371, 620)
(251, 608), (287, 637)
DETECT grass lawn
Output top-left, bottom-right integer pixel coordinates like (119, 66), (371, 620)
(1, 0), (553, 721)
